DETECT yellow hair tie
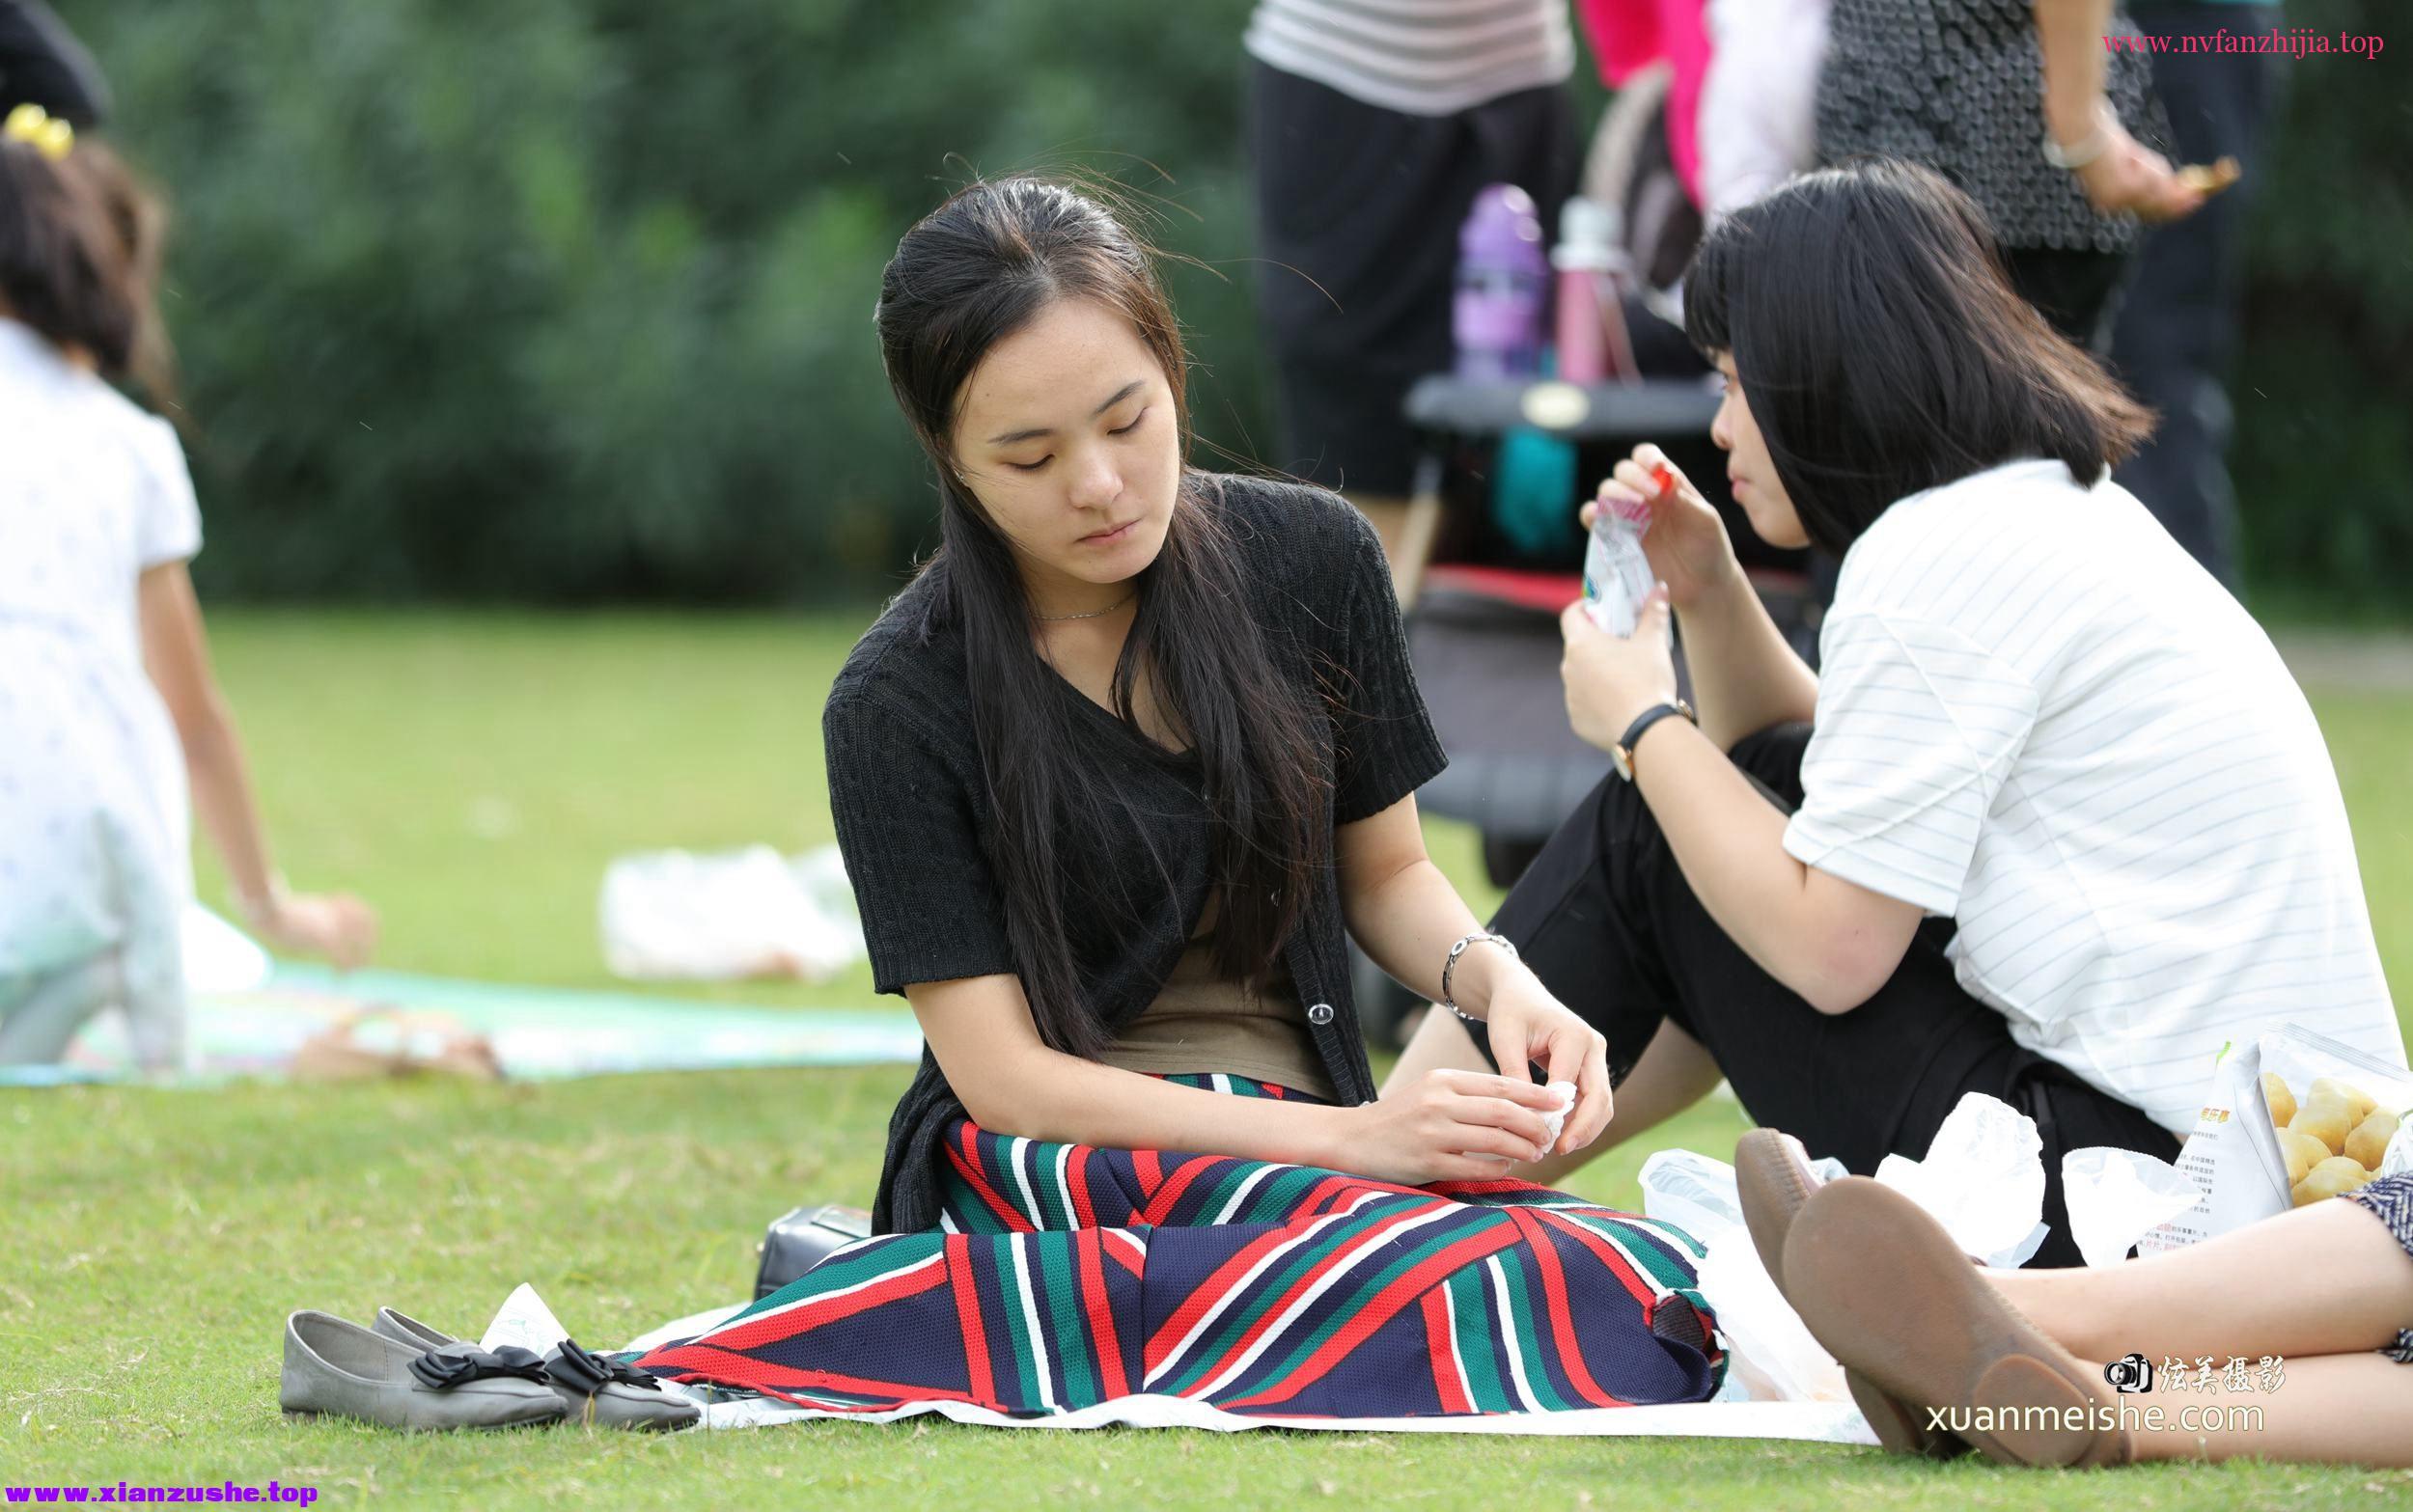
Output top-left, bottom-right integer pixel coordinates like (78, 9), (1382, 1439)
(4, 102), (74, 162)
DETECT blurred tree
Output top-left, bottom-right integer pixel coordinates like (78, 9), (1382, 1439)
(64, 0), (2407, 608)
(2226, 0), (2411, 611)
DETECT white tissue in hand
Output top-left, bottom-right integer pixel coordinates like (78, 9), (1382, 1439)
(1539, 1081), (1577, 1145)
(2062, 1146), (2202, 1268)
(1874, 1092), (2047, 1269)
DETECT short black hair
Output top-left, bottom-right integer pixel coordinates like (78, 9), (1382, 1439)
(1683, 158), (2152, 557)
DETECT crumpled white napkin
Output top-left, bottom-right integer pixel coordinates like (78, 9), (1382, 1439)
(2060, 1146), (2202, 1267)
(1873, 1093), (2049, 1269)
(1530, 1080), (1577, 1147)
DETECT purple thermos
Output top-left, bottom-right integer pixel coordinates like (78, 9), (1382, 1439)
(1453, 184), (1548, 380)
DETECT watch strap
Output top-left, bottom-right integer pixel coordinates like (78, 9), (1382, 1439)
(1613, 700), (1696, 781)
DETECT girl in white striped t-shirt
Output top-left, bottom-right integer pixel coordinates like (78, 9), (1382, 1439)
(1389, 159), (2400, 1270)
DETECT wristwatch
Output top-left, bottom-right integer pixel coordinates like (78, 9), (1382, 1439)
(1611, 699), (1696, 782)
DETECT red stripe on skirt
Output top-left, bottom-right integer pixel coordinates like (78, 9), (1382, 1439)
(947, 1232), (998, 1409)
(1219, 1220), (1521, 1410)
(1424, 1176), (1552, 1198)
(1076, 1227), (1131, 1399)
(947, 1124), (1036, 1232)
(1164, 1196), (1453, 1389)
(1141, 1210), (1357, 1377)
(1506, 1206), (1626, 1407)
(1419, 1286), (1474, 1414)
(1138, 1154), (1220, 1226)
(706, 1254), (950, 1351)
(1533, 1208), (1663, 1312)
(639, 1342), (980, 1411)
(1296, 1174), (1357, 1219)
(1299, 1172), (1425, 1219)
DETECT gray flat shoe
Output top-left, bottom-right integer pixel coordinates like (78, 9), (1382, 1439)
(374, 1306), (699, 1431)
(280, 1309), (566, 1431)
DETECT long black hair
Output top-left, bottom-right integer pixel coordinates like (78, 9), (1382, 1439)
(874, 177), (1327, 1058)
(1683, 158), (2152, 556)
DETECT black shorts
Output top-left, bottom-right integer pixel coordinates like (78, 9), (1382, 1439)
(1246, 58), (1579, 496)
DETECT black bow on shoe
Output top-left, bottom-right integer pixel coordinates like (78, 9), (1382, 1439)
(543, 1338), (663, 1396)
(407, 1342), (553, 1392)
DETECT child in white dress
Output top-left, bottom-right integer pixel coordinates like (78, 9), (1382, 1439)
(0, 109), (375, 1070)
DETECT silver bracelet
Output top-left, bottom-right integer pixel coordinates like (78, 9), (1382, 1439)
(2041, 102), (2113, 170)
(1440, 931), (1517, 1025)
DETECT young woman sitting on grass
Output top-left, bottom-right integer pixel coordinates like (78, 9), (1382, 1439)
(1389, 158), (2402, 1268)
(629, 177), (1723, 1417)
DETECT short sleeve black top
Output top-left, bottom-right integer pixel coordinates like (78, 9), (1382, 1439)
(822, 474), (1448, 1231)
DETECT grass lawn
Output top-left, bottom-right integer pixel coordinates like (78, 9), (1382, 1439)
(5, 611), (2410, 1509)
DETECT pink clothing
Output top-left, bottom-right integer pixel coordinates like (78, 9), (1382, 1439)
(1575, 0), (1711, 204)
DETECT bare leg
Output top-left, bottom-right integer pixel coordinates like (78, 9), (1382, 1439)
(1989, 1196), (2413, 1365)
(1383, 1005), (1724, 1187)
(2056, 1351), (2413, 1467)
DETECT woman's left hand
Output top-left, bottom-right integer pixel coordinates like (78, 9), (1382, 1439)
(1478, 968), (1614, 1156)
(1559, 586), (1679, 754)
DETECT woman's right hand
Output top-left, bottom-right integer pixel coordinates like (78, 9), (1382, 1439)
(2072, 118), (2206, 224)
(1345, 1068), (1567, 1186)
(1586, 444), (1739, 612)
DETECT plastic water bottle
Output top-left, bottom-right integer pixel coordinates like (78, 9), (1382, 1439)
(1582, 464), (1666, 637)
(1453, 184), (1548, 380)
(1551, 196), (1641, 386)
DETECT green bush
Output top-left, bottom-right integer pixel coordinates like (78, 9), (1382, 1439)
(66, 0), (2408, 608)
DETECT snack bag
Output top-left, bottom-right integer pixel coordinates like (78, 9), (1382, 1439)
(2258, 1029), (2411, 1204)
(1582, 463), (1665, 637)
(2140, 1026), (2413, 1253)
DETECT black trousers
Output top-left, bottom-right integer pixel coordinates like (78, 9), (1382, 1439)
(1246, 59), (1580, 496)
(2108, 2), (2284, 589)
(1488, 724), (2180, 1269)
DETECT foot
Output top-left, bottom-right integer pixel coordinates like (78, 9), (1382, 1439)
(1784, 1179), (2131, 1469)
(1735, 1131), (1965, 1458)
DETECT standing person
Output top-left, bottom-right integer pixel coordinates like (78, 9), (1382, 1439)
(0, 111), (376, 1070)
(628, 179), (1728, 1419)
(1245, 0), (1582, 580)
(2108, 0), (2284, 588)
(1817, 0), (2205, 351)
(1382, 161), (2400, 1269)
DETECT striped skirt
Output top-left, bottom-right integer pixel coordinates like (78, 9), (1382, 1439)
(634, 1075), (1724, 1418)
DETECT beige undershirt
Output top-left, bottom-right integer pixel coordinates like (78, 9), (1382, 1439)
(1096, 900), (1338, 1102)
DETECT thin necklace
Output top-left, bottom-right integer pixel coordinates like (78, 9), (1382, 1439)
(1035, 591), (1135, 622)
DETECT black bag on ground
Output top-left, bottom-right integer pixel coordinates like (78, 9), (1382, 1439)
(754, 1203), (874, 1299)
